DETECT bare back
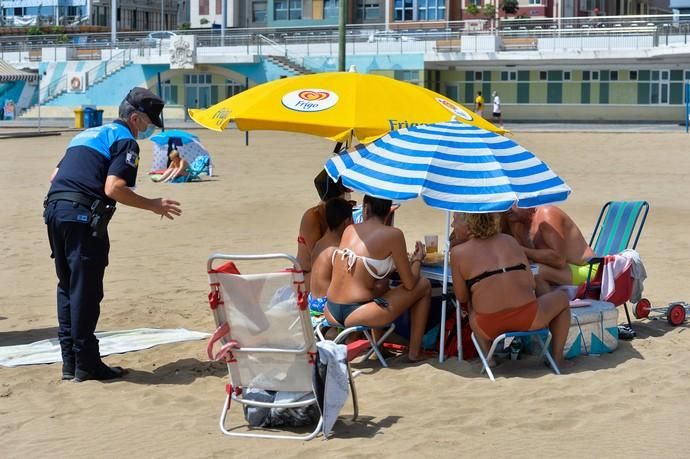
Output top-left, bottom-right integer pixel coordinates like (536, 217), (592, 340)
(327, 221), (408, 303)
(452, 234), (536, 314)
(309, 232), (339, 298)
(532, 206), (595, 265)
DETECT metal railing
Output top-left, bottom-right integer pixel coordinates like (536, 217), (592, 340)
(2, 13), (690, 62)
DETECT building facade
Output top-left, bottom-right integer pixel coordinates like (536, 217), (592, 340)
(0, 0), (185, 30)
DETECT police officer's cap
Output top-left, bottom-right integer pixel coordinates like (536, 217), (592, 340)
(125, 87), (165, 128)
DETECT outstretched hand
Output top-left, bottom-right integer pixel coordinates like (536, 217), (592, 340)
(152, 198), (182, 220)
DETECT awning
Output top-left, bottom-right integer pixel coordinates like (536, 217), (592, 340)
(0, 60), (38, 82)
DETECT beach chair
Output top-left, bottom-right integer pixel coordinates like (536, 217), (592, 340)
(314, 319), (396, 368)
(206, 253), (358, 440)
(174, 154), (210, 183)
(471, 328), (560, 382)
(580, 201), (650, 330)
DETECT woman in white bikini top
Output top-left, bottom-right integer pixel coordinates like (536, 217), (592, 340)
(325, 195), (432, 362)
(331, 248), (395, 280)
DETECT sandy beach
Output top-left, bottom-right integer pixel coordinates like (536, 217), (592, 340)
(1, 127), (690, 458)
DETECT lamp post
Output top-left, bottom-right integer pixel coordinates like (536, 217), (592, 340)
(338, 0), (346, 71)
(110, 0), (116, 44)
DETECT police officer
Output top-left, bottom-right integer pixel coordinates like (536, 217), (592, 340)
(44, 87), (182, 382)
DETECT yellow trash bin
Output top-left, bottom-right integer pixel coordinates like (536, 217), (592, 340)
(73, 108), (84, 129)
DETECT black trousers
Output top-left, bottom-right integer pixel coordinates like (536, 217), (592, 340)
(45, 200), (109, 372)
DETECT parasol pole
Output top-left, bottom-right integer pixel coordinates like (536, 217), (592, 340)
(439, 210), (452, 362)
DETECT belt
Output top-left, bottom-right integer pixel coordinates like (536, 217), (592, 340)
(45, 191), (97, 208)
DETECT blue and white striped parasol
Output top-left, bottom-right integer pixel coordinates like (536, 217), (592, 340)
(325, 121), (571, 213)
(324, 121), (571, 363)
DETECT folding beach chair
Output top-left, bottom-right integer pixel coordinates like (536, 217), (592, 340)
(580, 201), (650, 330)
(206, 253), (358, 440)
(173, 155), (210, 183)
(314, 319), (396, 368)
(471, 329), (560, 382)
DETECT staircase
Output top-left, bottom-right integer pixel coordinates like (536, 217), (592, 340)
(264, 55), (314, 75)
(22, 49), (133, 117)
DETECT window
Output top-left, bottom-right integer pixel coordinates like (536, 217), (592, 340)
(161, 79), (177, 104)
(356, 0), (380, 20)
(467, 0), (480, 5)
(394, 70), (420, 85)
(417, 0), (445, 20)
(610, 70), (618, 81)
(528, 0), (542, 4)
(274, 0), (302, 20)
(583, 71), (590, 81)
(592, 71), (599, 80)
(684, 70), (690, 81)
(474, 71), (483, 81)
(226, 79), (243, 98)
(500, 71), (516, 81)
(539, 71), (547, 80)
(252, 1), (266, 22)
(563, 71), (571, 81)
(649, 69), (670, 104)
(324, 0), (339, 19)
(199, 0), (209, 15)
(394, 0), (414, 21)
(630, 70), (638, 80)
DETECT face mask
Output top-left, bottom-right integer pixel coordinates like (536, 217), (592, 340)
(137, 124), (156, 140)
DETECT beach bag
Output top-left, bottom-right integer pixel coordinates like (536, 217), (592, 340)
(242, 389), (319, 427)
(443, 305), (477, 360)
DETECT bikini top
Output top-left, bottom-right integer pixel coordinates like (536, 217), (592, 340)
(465, 263), (527, 291)
(332, 248), (395, 280)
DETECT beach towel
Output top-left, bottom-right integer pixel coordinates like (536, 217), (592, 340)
(313, 340), (349, 437)
(0, 328), (210, 367)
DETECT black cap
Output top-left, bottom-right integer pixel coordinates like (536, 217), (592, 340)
(124, 87), (165, 128)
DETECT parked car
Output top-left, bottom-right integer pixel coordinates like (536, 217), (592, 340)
(143, 31), (178, 47)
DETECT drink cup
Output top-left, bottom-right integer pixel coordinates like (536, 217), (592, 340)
(424, 235), (438, 254)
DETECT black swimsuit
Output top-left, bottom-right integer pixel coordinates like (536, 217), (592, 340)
(465, 263), (527, 290)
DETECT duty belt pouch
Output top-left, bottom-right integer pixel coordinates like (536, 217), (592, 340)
(89, 200), (116, 239)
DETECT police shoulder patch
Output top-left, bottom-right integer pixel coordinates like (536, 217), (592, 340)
(125, 150), (139, 168)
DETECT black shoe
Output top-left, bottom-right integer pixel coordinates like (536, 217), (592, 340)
(618, 325), (636, 340)
(62, 363), (75, 380)
(74, 363), (126, 383)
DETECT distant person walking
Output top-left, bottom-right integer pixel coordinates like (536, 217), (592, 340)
(474, 91), (484, 117)
(492, 91), (503, 127)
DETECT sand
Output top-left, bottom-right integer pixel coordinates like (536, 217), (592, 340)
(1, 128), (689, 458)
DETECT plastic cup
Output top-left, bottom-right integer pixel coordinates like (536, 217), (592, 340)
(424, 235), (438, 254)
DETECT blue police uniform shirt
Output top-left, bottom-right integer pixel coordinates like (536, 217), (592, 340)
(49, 120), (139, 205)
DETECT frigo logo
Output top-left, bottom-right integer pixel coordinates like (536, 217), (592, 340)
(282, 89), (339, 112)
(435, 97), (473, 121)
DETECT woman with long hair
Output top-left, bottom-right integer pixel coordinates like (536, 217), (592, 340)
(326, 195), (432, 362)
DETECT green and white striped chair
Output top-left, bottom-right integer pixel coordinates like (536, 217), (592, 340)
(582, 201), (650, 330)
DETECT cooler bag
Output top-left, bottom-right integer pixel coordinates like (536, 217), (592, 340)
(564, 300), (619, 359)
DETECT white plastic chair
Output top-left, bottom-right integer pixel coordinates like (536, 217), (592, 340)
(206, 253), (358, 440)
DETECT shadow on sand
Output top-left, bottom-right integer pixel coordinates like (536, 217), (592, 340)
(119, 358), (227, 385)
(0, 326), (60, 346)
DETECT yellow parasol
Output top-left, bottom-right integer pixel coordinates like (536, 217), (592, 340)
(188, 72), (504, 143)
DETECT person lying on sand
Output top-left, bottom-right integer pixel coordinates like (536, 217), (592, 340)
(325, 195), (431, 362)
(450, 212), (572, 368)
(504, 205), (596, 296)
(152, 149), (189, 183)
(308, 197), (354, 314)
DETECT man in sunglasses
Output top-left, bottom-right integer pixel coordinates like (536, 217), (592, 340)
(44, 87), (182, 382)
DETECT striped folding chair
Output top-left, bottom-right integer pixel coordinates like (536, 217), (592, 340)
(583, 201), (650, 329)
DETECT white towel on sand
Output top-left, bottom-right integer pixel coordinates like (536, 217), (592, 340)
(0, 328), (210, 367)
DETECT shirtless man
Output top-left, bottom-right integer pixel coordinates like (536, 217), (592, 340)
(296, 170), (349, 291)
(308, 198), (354, 313)
(504, 205), (596, 296)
